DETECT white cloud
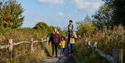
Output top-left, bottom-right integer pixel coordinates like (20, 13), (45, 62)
(73, 0), (104, 11)
(57, 12), (65, 17)
(38, 0), (64, 5)
(42, 16), (48, 19)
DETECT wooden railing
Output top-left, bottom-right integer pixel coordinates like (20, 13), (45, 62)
(0, 37), (49, 63)
(0, 38), (123, 63)
(0, 38), (49, 53)
(85, 40), (123, 63)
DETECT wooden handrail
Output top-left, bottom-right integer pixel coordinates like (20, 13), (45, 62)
(85, 40), (123, 63)
(0, 38), (48, 50)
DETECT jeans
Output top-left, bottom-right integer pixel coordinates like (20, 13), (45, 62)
(67, 32), (73, 55)
(67, 32), (73, 44)
(68, 43), (75, 54)
(60, 48), (65, 55)
(51, 43), (59, 57)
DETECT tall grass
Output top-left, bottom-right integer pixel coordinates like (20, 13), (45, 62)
(74, 25), (125, 63)
(0, 28), (50, 63)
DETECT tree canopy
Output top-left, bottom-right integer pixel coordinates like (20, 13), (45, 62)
(92, 4), (113, 29)
(102, 0), (125, 26)
(77, 16), (95, 36)
(33, 22), (49, 30)
(0, 0), (24, 29)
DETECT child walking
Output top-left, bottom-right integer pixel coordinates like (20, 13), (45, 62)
(69, 32), (77, 56)
(59, 36), (66, 58)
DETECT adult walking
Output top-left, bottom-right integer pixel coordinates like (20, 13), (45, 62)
(49, 28), (61, 57)
(67, 20), (74, 55)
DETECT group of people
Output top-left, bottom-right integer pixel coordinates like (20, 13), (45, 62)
(49, 20), (77, 58)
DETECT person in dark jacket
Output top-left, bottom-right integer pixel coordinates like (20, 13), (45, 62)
(49, 28), (61, 57)
(67, 20), (74, 55)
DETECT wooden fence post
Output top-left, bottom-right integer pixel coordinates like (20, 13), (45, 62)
(9, 39), (13, 63)
(31, 38), (34, 53)
(113, 49), (123, 63)
(9, 39), (13, 52)
(41, 38), (44, 43)
(120, 49), (123, 63)
(40, 38), (44, 49)
(47, 37), (49, 42)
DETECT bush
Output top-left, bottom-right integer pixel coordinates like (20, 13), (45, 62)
(77, 21), (95, 36)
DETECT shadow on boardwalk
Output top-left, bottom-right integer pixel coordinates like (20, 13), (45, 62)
(43, 56), (76, 63)
(62, 56), (76, 63)
(57, 56), (76, 63)
(40, 40), (76, 63)
(43, 48), (76, 63)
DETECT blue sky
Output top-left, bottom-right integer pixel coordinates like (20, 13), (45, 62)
(17, 0), (103, 29)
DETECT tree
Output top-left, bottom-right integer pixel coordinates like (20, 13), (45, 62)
(92, 4), (113, 29)
(102, 0), (125, 26)
(77, 16), (95, 36)
(0, 0), (24, 28)
(33, 22), (49, 30)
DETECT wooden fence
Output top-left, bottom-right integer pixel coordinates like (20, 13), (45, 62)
(0, 38), (49, 63)
(0, 38), (123, 63)
(85, 40), (123, 63)
(0, 38), (49, 52)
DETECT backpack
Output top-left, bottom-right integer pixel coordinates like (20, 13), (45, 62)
(68, 24), (73, 32)
(53, 34), (60, 43)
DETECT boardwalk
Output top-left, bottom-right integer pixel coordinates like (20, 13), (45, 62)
(43, 56), (76, 63)
(43, 48), (76, 63)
